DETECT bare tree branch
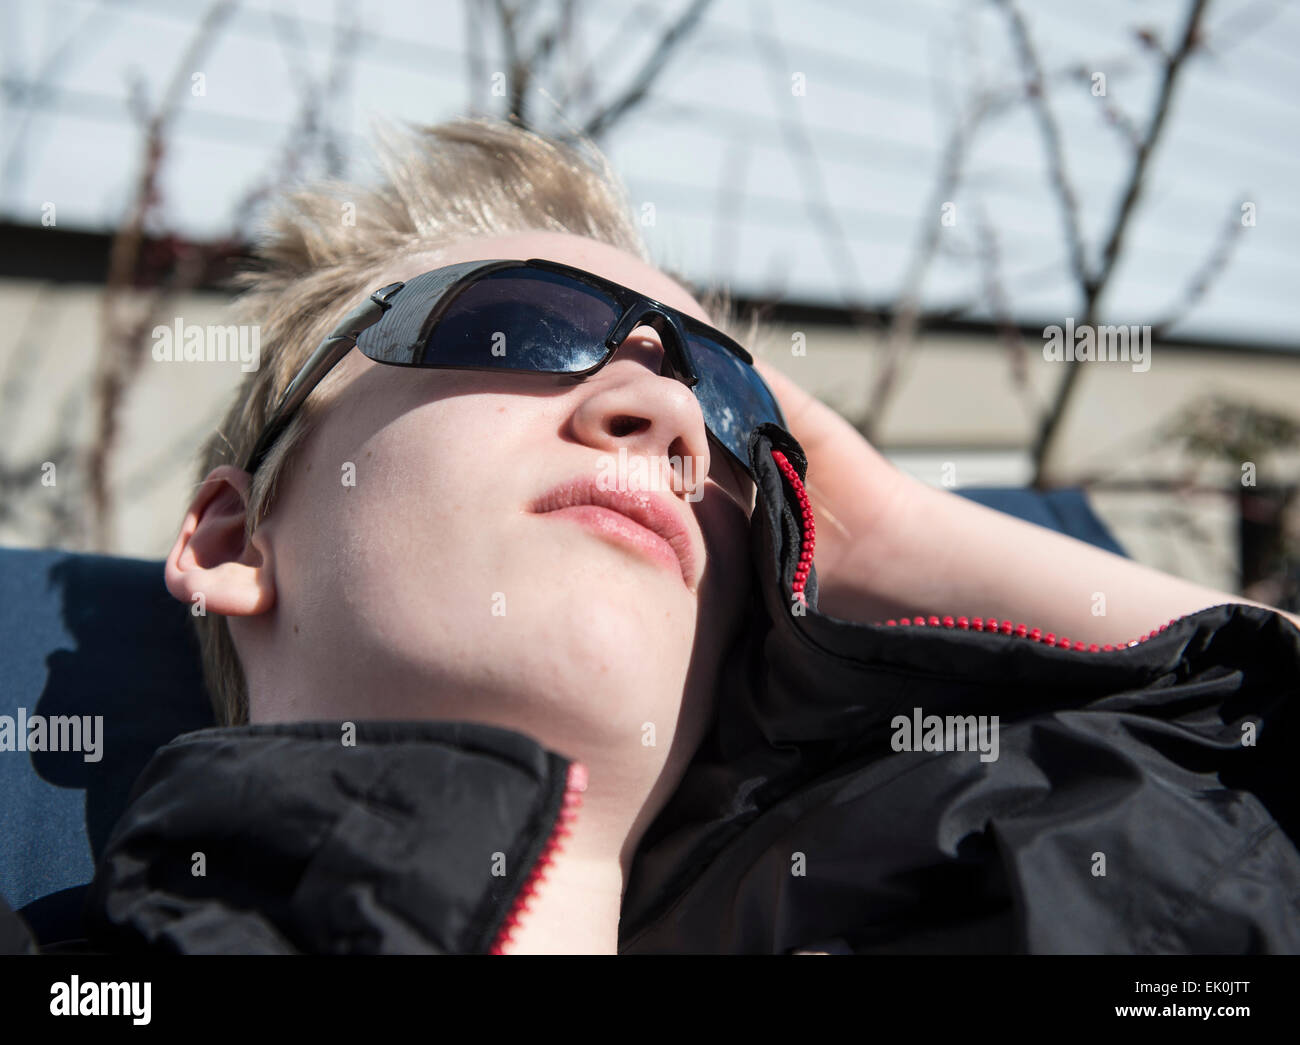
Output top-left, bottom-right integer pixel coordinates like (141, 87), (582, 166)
(0, 283), (53, 447)
(89, 0), (238, 551)
(970, 198), (1040, 419)
(1202, 0), (1287, 55)
(83, 0), (364, 551)
(558, 2), (655, 115)
(578, 0), (713, 140)
(1148, 198), (1247, 340)
(1097, 4), (1211, 286)
(1, 1), (113, 203)
(464, 0), (488, 115)
(1092, 93), (1144, 150)
(491, 0), (530, 125)
(856, 87), (997, 443)
(1006, 0), (1214, 487)
(746, 0), (888, 343)
(997, 0), (1094, 301)
(750, 0), (1135, 446)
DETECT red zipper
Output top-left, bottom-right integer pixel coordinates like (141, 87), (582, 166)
(772, 450), (816, 607)
(770, 448), (1175, 652)
(875, 613), (1175, 651)
(488, 760), (587, 955)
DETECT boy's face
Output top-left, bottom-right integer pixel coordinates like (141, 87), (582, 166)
(173, 231), (756, 791)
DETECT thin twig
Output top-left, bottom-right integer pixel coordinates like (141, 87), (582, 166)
(89, 0), (238, 550)
(970, 197), (1039, 417)
(1012, 0), (1213, 486)
(1148, 199), (1247, 340)
(996, 0), (1094, 300)
(579, 0), (713, 140)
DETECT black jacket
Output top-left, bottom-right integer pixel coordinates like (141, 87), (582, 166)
(5, 424), (1300, 953)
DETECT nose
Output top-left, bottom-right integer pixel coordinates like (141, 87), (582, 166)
(568, 324), (711, 500)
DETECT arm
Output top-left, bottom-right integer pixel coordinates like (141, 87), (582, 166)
(755, 360), (1300, 642)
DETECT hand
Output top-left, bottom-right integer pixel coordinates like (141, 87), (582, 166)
(752, 358), (913, 614)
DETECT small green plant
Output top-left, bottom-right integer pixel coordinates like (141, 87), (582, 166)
(1162, 395), (1300, 608)
(1162, 395), (1300, 470)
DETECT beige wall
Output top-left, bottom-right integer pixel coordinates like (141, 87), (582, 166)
(0, 281), (246, 559)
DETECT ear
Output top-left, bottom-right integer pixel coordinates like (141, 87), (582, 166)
(165, 465), (275, 616)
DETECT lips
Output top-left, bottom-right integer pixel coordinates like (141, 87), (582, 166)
(529, 475), (701, 591)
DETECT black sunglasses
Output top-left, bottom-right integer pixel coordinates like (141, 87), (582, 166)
(243, 257), (786, 480)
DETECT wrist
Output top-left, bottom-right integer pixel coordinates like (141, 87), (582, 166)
(809, 460), (928, 623)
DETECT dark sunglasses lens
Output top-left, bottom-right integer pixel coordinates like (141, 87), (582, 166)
(686, 331), (783, 473)
(421, 268), (618, 371)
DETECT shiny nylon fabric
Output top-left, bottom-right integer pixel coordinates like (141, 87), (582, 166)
(81, 722), (571, 954)
(617, 423), (1300, 952)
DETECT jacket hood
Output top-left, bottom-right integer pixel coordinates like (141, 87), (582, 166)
(82, 422), (1300, 953)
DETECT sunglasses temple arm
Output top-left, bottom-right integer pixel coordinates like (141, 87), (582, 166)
(242, 285), (404, 473)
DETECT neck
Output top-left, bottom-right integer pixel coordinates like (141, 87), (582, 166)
(499, 784), (629, 954)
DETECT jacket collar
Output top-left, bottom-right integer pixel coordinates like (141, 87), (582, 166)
(85, 719), (571, 953)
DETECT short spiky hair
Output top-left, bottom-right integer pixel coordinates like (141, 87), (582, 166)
(191, 116), (741, 727)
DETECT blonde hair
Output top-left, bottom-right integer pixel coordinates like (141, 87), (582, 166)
(192, 116), (745, 727)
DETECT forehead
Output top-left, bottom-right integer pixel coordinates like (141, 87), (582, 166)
(387, 231), (712, 325)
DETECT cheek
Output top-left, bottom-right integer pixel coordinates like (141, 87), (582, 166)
(325, 375), (515, 506)
(338, 399), (505, 544)
(290, 392), (505, 601)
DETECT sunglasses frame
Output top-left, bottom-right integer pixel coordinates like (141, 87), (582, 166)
(243, 257), (783, 477)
